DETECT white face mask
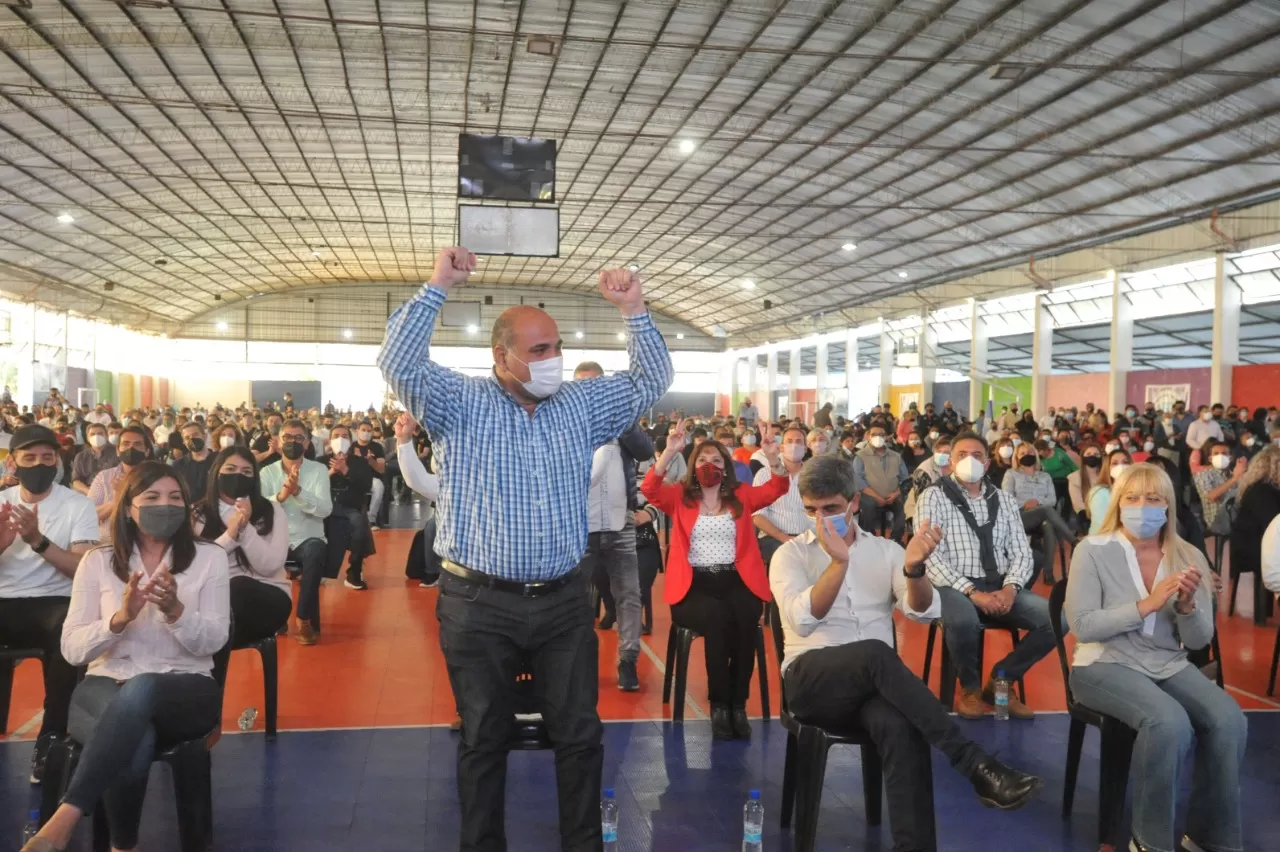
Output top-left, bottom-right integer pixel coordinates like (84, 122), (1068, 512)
(1109, 463), (1128, 479)
(869, 435), (885, 449)
(511, 354), (564, 400)
(954, 455), (985, 484)
(331, 437), (352, 455)
(220, 435), (236, 450)
(933, 452), (951, 467)
(1143, 440), (1155, 452)
(1211, 454), (1231, 470)
(1105, 442), (1119, 454)
(783, 443), (806, 463)
(107, 433), (120, 446)
(1011, 437), (1022, 447)
(928, 431), (939, 441)
(743, 434), (757, 446)
(89, 433), (106, 449)
(1201, 411), (1213, 421)
(357, 430), (372, 442)
(998, 445), (1014, 459)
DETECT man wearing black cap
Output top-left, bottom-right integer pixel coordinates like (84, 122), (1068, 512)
(0, 425), (99, 783)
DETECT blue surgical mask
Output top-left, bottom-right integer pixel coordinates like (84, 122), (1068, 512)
(933, 452), (950, 467)
(816, 509), (852, 539)
(1120, 505), (1166, 540)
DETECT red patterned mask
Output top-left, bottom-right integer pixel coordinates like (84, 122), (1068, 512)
(695, 462), (724, 489)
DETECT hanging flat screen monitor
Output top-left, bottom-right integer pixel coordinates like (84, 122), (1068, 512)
(458, 205), (559, 257)
(458, 133), (556, 202)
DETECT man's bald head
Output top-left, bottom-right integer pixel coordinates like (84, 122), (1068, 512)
(491, 305), (554, 349)
(491, 305), (563, 395)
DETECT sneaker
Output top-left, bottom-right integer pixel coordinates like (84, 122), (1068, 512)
(29, 731), (56, 784)
(344, 569), (368, 591)
(369, 523), (382, 531)
(296, 619), (318, 646)
(617, 659), (639, 692)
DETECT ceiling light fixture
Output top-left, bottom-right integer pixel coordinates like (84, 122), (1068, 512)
(678, 139), (696, 155)
(342, 328), (353, 339)
(57, 212), (74, 225)
(466, 324), (478, 334)
(616, 332), (626, 341)
(898, 271), (909, 279)
(575, 330), (584, 339)
(627, 264), (640, 272)
(526, 35), (558, 56)
(215, 321), (228, 332)
(676, 333), (685, 340)
(741, 279), (755, 290)
(841, 243), (856, 252)
(988, 63), (1026, 81)
(311, 249), (323, 257)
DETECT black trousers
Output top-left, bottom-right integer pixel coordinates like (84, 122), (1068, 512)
(0, 596), (77, 738)
(436, 569), (603, 852)
(229, 576), (293, 647)
(290, 538), (327, 630)
(328, 505), (372, 574)
(785, 641), (987, 852)
(670, 570), (762, 705)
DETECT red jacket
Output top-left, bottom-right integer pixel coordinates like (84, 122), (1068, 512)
(641, 466), (792, 605)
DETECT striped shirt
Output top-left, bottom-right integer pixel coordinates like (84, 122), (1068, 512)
(752, 467), (808, 536)
(377, 285), (673, 581)
(917, 477), (1035, 592)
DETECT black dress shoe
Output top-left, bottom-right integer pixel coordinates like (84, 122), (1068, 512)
(598, 612), (616, 631)
(969, 757), (1043, 810)
(710, 703), (735, 741)
(731, 705), (751, 740)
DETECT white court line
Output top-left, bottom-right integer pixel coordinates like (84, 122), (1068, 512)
(638, 635), (709, 721)
(1226, 684), (1280, 709)
(4, 710), (44, 742)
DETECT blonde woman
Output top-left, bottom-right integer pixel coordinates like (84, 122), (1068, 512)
(1065, 463), (1245, 852)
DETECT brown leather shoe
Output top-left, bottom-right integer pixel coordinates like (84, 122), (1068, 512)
(983, 680), (1034, 719)
(955, 689), (993, 719)
(296, 619), (318, 646)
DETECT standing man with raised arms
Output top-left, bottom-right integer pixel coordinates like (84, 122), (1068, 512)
(378, 247), (674, 852)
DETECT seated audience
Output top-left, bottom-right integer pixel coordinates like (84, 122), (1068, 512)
(212, 422), (243, 450)
(1002, 441), (1075, 584)
(1065, 463), (1245, 852)
(1068, 441), (1103, 525)
(1193, 439), (1246, 538)
(917, 432), (1054, 720)
(732, 427), (759, 466)
(1229, 445), (1280, 599)
(642, 424), (787, 740)
(260, 419), (332, 645)
(0, 425), (99, 783)
(171, 420), (215, 502)
(1145, 454), (1209, 559)
(751, 425), (811, 570)
(902, 431), (930, 473)
(319, 423), (374, 591)
(771, 456), (1042, 852)
(252, 412), (284, 467)
(29, 462), (228, 852)
(1087, 448), (1132, 535)
(349, 421), (387, 530)
(989, 437), (1014, 489)
(853, 424), (909, 540)
(71, 422), (117, 496)
(194, 447), (292, 648)
(88, 425), (152, 542)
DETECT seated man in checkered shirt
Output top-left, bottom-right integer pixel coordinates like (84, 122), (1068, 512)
(916, 432), (1057, 720)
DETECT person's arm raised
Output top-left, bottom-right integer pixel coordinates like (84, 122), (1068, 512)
(584, 269), (676, 445)
(377, 247), (475, 438)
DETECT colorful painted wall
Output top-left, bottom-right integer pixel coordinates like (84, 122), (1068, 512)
(889, 384), (923, 415)
(978, 375), (1032, 413)
(1126, 368), (1211, 410)
(1233, 365), (1280, 408)
(1045, 373), (1109, 410)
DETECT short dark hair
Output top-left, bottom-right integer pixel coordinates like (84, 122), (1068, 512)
(798, 455), (858, 500)
(951, 430), (989, 455)
(281, 418), (310, 438)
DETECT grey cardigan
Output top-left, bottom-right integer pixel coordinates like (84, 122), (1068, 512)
(1001, 468), (1057, 508)
(1065, 532), (1214, 680)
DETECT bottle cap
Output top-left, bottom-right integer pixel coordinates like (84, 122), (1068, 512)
(28, 808), (39, 818)
(604, 788), (615, 798)
(996, 669), (1006, 678)
(749, 789), (760, 799)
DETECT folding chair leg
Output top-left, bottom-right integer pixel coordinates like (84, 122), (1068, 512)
(1062, 717), (1086, 818)
(755, 626), (770, 722)
(1097, 726), (1135, 850)
(780, 733), (798, 829)
(0, 659), (13, 735)
(671, 632), (692, 723)
(259, 639), (279, 741)
(794, 728), (830, 852)
(860, 743), (883, 827)
(661, 624), (676, 705)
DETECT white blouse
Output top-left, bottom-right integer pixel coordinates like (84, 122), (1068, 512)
(61, 543), (231, 680)
(205, 501), (291, 597)
(688, 512), (737, 566)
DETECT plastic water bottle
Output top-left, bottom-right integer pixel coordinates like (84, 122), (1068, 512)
(993, 670), (1010, 721)
(743, 789), (764, 852)
(21, 808), (39, 844)
(237, 707), (258, 732)
(601, 788), (618, 851)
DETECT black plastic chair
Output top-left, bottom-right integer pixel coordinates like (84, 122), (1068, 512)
(1047, 580), (1136, 850)
(661, 622), (769, 722)
(41, 629), (235, 852)
(921, 620), (1025, 707)
(0, 646), (41, 734)
(767, 602), (882, 852)
(232, 634), (279, 740)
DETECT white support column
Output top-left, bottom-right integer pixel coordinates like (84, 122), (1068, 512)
(766, 350), (778, 421)
(745, 351), (757, 415)
(1107, 269), (1132, 417)
(919, 308), (935, 408)
(878, 319), (893, 407)
(968, 298), (987, 420)
(720, 352), (736, 416)
(1210, 251), (1238, 407)
(845, 328), (859, 419)
(788, 347), (800, 421)
(1031, 293), (1053, 416)
(815, 339), (829, 412)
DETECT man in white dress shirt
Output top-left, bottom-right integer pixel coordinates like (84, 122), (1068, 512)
(770, 455), (1042, 852)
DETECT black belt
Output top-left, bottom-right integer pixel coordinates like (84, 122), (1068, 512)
(693, 563), (736, 574)
(441, 561), (582, 598)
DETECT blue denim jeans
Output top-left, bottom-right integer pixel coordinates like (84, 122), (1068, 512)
(1070, 662), (1246, 852)
(936, 581), (1058, 691)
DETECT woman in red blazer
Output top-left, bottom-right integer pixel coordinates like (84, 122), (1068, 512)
(642, 423), (788, 740)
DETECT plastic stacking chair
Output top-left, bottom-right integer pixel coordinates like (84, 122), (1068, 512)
(921, 620), (1026, 706)
(0, 646), (42, 734)
(661, 622), (770, 723)
(233, 634), (280, 740)
(40, 626), (235, 852)
(768, 603), (882, 852)
(1048, 580), (1136, 850)
(1267, 622), (1280, 697)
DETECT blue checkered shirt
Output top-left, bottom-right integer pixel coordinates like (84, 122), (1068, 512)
(377, 285), (674, 581)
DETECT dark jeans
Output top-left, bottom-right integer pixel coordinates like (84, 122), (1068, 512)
(290, 538), (327, 630)
(786, 641), (987, 852)
(860, 493), (906, 540)
(1019, 506), (1073, 582)
(670, 570), (762, 705)
(229, 576), (292, 647)
(937, 579), (1058, 692)
(0, 596), (77, 738)
(64, 673), (221, 850)
(436, 569), (603, 852)
(580, 519), (640, 662)
(329, 505), (372, 575)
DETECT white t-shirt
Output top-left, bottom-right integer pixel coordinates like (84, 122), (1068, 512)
(0, 484), (99, 598)
(1262, 514), (1280, 595)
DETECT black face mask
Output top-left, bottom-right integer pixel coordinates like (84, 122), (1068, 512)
(1017, 455), (1036, 467)
(269, 424), (282, 436)
(186, 437), (205, 452)
(281, 441), (304, 460)
(1083, 456), (1102, 469)
(218, 472), (255, 499)
(15, 462), (58, 494)
(119, 448), (147, 466)
(135, 504), (187, 540)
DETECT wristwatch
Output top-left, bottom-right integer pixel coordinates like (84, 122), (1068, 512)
(31, 536), (51, 554)
(903, 561), (926, 579)
(962, 587), (976, 597)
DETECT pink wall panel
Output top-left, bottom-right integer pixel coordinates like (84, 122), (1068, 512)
(1126, 368), (1211, 409)
(1045, 373), (1108, 410)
